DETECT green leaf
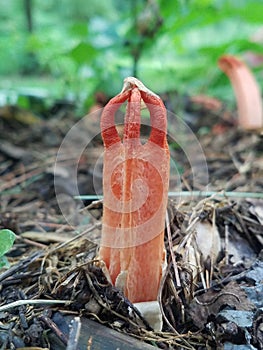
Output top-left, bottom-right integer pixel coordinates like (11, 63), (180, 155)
(69, 42), (97, 64)
(0, 229), (16, 257)
(236, 1), (263, 23)
(0, 256), (10, 269)
(69, 23), (89, 38)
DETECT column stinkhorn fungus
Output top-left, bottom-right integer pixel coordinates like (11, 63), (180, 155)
(99, 77), (169, 316)
(218, 55), (263, 130)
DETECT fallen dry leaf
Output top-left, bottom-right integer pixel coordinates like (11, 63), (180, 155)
(188, 281), (255, 329)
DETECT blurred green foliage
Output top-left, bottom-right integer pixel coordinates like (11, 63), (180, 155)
(0, 0), (262, 112)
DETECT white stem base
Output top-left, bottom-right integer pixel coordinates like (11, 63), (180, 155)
(133, 300), (163, 331)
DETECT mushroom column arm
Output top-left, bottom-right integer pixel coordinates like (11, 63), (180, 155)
(99, 77), (169, 304)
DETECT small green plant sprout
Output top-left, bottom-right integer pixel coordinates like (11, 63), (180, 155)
(0, 229), (16, 268)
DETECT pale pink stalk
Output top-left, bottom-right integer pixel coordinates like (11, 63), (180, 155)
(218, 55), (263, 130)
